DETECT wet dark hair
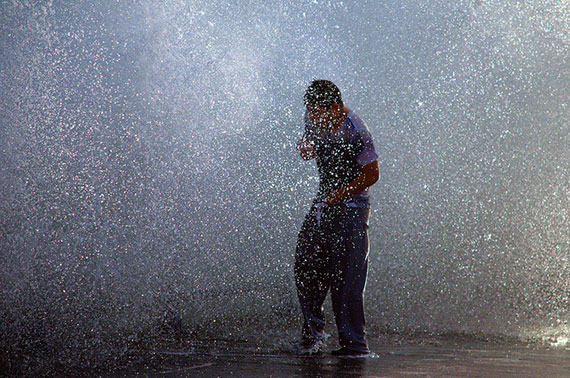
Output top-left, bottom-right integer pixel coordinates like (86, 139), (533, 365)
(303, 80), (343, 109)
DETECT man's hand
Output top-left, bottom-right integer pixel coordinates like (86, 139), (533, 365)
(297, 136), (315, 160)
(324, 188), (346, 205)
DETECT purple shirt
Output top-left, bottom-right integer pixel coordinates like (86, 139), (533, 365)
(305, 110), (378, 207)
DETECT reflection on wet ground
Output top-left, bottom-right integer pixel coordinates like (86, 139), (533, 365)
(106, 337), (570, 378)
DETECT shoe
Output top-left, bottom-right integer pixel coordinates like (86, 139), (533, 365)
(331, 347), (374, 358)
(292, 333), (329, 355)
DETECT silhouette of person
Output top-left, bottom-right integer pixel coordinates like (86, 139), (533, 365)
(294, 80), (379, 356)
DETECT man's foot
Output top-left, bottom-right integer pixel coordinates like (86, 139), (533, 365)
(331, 347), (376, 358)
(291, 333), (330, 355)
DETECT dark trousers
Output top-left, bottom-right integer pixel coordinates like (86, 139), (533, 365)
(294, 204), (370, 353)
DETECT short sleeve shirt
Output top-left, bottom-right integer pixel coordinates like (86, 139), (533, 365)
(305, 110), (378, 206)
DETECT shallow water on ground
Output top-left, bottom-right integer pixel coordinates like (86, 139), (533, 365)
(101, 334), (570, 378)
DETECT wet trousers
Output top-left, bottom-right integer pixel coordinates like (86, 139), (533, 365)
(294, 204), (370, 353)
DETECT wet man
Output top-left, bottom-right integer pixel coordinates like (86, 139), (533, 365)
(294, 80), (379, 356)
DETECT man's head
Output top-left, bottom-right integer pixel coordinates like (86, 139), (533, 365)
(304, 80), (345, 130)
(304, 80), (344, 110)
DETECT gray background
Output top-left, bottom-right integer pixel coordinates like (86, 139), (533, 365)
(1, 0), (569, 368)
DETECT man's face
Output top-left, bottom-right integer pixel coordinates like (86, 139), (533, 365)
(307, 104), (336, 130)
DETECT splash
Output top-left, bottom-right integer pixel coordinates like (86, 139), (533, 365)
(1, 0), (569, 374)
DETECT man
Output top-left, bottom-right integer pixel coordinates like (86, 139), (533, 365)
(294, 80), (379, 357)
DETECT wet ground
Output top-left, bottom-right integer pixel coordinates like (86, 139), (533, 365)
(104, 336), (570, 378)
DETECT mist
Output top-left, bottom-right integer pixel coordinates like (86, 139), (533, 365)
(1, 0), (569, 373)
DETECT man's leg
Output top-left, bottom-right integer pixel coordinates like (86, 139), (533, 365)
(294, 210), (330, 342)
(330, 207), (370, 353)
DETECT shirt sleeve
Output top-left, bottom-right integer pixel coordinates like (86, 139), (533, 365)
(355, 127), (379, 166)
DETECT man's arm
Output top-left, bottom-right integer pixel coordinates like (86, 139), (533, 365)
(324, 160), (379, 205)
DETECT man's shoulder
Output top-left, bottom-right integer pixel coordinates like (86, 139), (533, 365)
(347, 111), (369, 130)
(346, 112), (372, 141)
